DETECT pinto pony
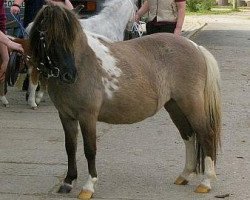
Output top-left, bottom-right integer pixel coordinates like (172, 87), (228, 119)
(26, 0), (138, 109)
(29, 5), (221, 199)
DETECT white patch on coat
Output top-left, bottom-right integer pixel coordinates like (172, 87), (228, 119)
(101, 77), (119, 99)
(82, 175), (98, 193)
(86, 32), (122, 99)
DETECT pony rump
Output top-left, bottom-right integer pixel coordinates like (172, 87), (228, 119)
(29, 5), (82, 60)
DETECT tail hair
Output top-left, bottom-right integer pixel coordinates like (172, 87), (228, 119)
(196, 45), (222, 173)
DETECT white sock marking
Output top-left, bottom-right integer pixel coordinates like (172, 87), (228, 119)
(82, 175), (98, 193)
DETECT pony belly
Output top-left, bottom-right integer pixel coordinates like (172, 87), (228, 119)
(98, 104), (158, 124)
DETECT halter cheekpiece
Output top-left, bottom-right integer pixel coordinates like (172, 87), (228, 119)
(37, 31), (60, 78)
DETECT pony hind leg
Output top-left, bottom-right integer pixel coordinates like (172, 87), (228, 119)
(78, 115), (98, 200)
(165, 99), (196, 186)
(173, 95), (218, 193)
(58, 113), (79, 193)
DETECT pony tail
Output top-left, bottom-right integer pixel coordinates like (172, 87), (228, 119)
(198, 46), (222, 168)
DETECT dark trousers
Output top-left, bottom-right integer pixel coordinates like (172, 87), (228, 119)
(146, 22), (176, 35)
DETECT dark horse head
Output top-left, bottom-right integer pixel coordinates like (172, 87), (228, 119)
(29, 5), (82, 84)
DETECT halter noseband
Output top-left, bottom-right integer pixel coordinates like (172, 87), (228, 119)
(37, 31), (60, 78)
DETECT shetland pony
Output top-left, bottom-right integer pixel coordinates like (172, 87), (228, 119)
(26, 0), (137, 109)
(29, 5), (221, 199)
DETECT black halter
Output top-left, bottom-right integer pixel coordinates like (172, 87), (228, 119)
(37, 31), (60, 78)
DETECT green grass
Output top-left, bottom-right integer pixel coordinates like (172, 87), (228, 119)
(186, 7), (241, 15)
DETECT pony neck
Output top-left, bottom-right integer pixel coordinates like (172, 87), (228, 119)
(81, 0), (136, 42)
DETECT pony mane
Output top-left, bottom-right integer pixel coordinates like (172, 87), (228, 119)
(29, 5), (82, 60)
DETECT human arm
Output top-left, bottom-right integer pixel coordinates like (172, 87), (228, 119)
(135, 0), (150, 22)
(0, 31), (24, 52)
(10, 0), (24, 15)
(174, 1), (186, 36)
(64, 0), (74, 10)
(46, 0), (74, 10)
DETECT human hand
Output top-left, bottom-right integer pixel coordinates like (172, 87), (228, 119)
(134, 13), (140, 23)
(10, 4), (20, 15)
(7, 40), (24, 53)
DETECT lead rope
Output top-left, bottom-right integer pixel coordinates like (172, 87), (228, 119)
(10, 13), (29, 37)
(132, 21), (145, 37)
(127, 0), (145, 38)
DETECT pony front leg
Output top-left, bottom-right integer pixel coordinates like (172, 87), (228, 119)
(0, 82), (9, 107)
(28, 82), (38, 109)
(78, 116), (98, 200)
(28, 68), (39, 109)
(58, 113), (79, 193)
(35, 76), (47, 105)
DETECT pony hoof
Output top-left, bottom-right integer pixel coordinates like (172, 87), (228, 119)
(31, 106), (38, 110)
(195, 184), (211, 193)
(58, 183), (73, 193)
(78, 190), (93, 200)
(174, 176), (188, 185)
(4, 103), (9, 108)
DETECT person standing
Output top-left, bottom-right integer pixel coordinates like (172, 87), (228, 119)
(0, 1), (23, 83)
(0, 1), (23, 107)
(10, 0), (73, 28)
(135, 0), (186, 35)
(0, 0), (9, 84)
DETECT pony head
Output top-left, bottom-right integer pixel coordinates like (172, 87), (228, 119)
(29, 5), (82, 84)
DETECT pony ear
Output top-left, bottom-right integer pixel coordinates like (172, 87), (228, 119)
(72, 5), (85, 15)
